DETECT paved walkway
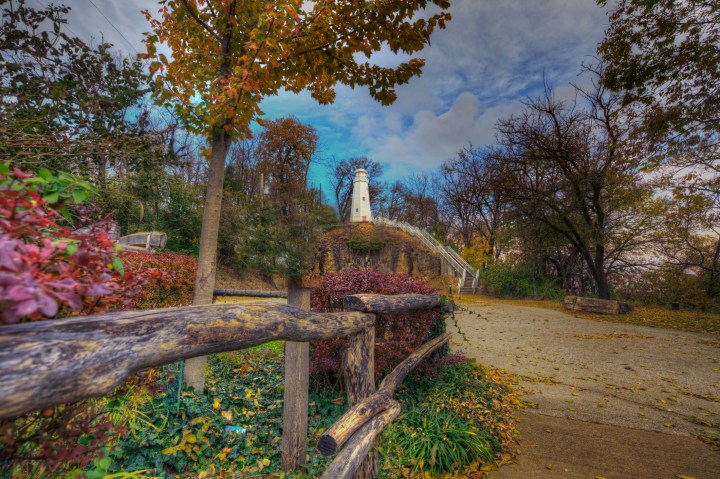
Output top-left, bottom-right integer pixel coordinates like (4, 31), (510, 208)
(446, 301), (720, 478)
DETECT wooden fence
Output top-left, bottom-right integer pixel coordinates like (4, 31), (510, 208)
(0, 289), (450, 479)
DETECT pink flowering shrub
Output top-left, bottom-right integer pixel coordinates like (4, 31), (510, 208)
(0, 167), (144, 324)
(311, 269), (444, 381)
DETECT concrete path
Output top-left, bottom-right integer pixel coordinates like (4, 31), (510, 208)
(446, 300), (720, 478)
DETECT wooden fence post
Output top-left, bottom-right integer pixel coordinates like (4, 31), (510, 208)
(281, 283), (311, 471)
(342, 321), (377, 479)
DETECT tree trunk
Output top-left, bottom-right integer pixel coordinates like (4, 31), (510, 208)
(592, 244), (611, 300)
(707, 234), (720, 298)
(184, 126), (231, 391)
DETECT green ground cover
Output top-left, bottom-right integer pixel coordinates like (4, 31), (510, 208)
(98, 344), (519, 478)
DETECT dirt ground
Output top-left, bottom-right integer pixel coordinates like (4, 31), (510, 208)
(447, 299), (720, 478)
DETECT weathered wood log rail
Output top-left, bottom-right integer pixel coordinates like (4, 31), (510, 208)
(0, 303), (372, 419)
(318, 331), (451, 457)
(213, 288), (288, 298)
(0, 290), (450, 479)
(319, 292), (449, 479)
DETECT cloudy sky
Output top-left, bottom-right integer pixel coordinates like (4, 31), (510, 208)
(60, 0), (610, 183)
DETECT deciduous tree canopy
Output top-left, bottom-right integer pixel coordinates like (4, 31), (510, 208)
(143, 0), (452, 390)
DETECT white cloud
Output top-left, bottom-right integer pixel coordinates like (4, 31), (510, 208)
(58, 0), (611, 182)
(352, 92), (527, 175)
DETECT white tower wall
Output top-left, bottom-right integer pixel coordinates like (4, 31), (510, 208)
(350, 169), (372, 222)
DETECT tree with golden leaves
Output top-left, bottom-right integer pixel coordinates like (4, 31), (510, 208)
(143, 0), (451, 390)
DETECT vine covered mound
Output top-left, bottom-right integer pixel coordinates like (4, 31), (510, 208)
(310, 223), (442, 281)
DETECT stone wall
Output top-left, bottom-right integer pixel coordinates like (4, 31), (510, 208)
(308, 223), (442, 283)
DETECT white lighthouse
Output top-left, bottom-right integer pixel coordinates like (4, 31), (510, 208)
(350, 168), (372, 223)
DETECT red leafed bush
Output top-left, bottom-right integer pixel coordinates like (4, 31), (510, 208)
(0, 167), (144, 476)
(311, 269), (444, 381)
(0, 168), (144, 324)
(122, 251), (197, 308)
(0, 168), (195, 477)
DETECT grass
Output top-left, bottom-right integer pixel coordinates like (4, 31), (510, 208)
(456, 294), (720, 335)
(381, 359), (520, 478)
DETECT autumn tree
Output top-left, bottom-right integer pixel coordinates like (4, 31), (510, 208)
(144, 0), (451, 390)
(256, 116), (317, 217)
(598, 0), (720, 206)
(655, 194), (720, 300)
(401, 172), (446, 236)
(492, 78), (658, 299)
(598, 0), (720, 299)
(330, 157), (385, 221)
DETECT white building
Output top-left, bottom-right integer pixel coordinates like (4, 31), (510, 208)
(350, 168), (372, 223)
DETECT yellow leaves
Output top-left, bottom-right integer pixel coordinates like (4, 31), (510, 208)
(161, 445), (180, 455)
(256, 457), (271, 471)
(213, 397), (221, 409)
(216, 447), (232, 461)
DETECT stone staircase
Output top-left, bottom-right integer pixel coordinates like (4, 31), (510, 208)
(373, 216), (479, 294)
(458, 274), (476, 295)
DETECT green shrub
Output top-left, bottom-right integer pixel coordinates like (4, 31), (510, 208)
(380, 359), (516, 477)
(109, 349), (346, 478)
(481, 263), (564, 299)
(391, 407), (497, 474)
(346, 235), (385, 252)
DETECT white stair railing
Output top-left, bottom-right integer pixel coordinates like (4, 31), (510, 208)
(373, 216), (477, 293)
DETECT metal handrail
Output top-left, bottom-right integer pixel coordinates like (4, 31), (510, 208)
(373, 216), (476, 291)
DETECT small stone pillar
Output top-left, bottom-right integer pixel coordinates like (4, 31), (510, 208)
(350, 169), (372, 223)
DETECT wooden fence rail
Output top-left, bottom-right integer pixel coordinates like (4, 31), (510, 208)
(318, 332), (451, 457)
(213, 288), (288, 298)
(0, 303), (371, 419)
(318, 292), (447, 479)
(0, 291), (450, 479)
